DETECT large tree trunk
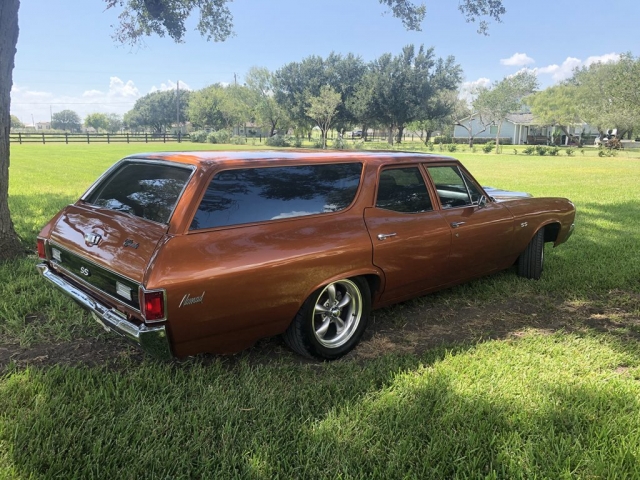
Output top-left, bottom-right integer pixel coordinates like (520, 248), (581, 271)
(0, 0), (23, 261)
(396, 125), (404, 144)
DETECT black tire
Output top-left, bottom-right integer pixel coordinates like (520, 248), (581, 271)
(517, 228), (545, 280)
(283, 277), (371, 360)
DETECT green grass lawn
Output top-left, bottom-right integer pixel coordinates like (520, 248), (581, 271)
(1, 143), (640, 478)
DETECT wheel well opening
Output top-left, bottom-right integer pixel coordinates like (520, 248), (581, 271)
(544, 223), (561, 243)
(360, 274), (381, 297)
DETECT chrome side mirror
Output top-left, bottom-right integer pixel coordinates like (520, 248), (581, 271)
(477, 195), (487, 209)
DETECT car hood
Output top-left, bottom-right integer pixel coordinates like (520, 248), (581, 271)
(482, 186), (533, 202)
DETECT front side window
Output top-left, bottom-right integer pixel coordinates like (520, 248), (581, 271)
(375, 167), (433, 213)
(427, 165), (473, 209)
(190, 163), (362, 230)
(85, 162), (193, 224)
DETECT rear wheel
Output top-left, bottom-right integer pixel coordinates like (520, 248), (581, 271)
(283, 277), (371, 360)
(517, 228), (545, 280)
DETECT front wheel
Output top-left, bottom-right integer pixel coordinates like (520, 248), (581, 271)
(283, 277), (371, 360)
(517, 228), (545, 280)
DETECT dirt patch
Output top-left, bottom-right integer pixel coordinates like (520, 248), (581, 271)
(2, 292), (639, 370)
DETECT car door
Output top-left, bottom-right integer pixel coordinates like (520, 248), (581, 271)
(364, 165), (452, 304)
(424, 164), (515, 281)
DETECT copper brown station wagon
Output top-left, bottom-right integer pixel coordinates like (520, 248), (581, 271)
(37, 151), (575, 360)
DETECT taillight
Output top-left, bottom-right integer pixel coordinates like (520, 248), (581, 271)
(37, 238), (47, 259)
(141, 289), (165, 322)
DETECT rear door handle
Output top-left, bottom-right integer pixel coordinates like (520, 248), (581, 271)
(450, 222), (466, 228)
(377, 233), (397, 241)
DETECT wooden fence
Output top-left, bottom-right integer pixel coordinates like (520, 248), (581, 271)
(10, 132), (189, 144)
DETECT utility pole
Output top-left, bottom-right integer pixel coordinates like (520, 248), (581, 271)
(234, 73), (237, 86)
(176, 80), (180, 131)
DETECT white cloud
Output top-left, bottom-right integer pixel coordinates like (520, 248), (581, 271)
(535, 53), (620, 83)
(10, 76), (141, 124)
(149, 79), (192, 93)
(459, 77), (491, 103)
(585, 52), (620, 66)
(500, 52), (535, 66)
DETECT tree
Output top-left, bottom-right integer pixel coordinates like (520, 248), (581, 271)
(355, 45), (462, 144)
(0, 0), (507, 260)
(10, 115), (23, 129)
(473, 71), (538, 151)
(452, 98), (491, 147)
(570, 54), (640, 140)
(106, 113), (123, 133)
(51, 109), (82, 132)
(408, 90), (460, 145)
(526, 85), (583, 143)
(188, 84), (228, 130)
(306, 86), (342, 149)
(84, 112), (110, 132)
(124, 89), (189, 132)
(245, 67), (289, 137)
(275, 53), (367, 134)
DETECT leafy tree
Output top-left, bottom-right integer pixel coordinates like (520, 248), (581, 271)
(526, 85), (583, 143)
(306, 86), (342, 149)
(84, 112), (110, 132)
(0, 0), (506, 260)
(473, 70), (538, 151)
(275, 53), (367, 134)
(188, 84), (228, 130)
(245, 67), (289, 137)
(124, 90), (189, 132)
(51, 110), (82, 132)
(106, 113), (123, 133)
(408, 90), (460, 145)
(9, 115), (24, 129)
(570, 53), (640, 139)
(355, 45), (462, 144)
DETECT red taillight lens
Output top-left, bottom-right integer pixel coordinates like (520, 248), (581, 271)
(37, 238), (47, 259)
(142, 290), (165, 322)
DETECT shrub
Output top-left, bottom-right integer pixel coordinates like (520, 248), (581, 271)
(535, 145), (548, 156)
(471, 146), (477, 153)
(190, 130), (208, 143)
(548, 146), (560, 156)
(230, 135), (246, 145)
(446, 144), (457, 152)
(265, 134), (291, 147)
(353, 140), (365, 150)
(333, 136), (347, 149)
(426, 141), (434, 151)
(513, 149), (518, 155)
(482, 143), (494, 153)
(293, 136), (303, 148)
(523, 146), (535, 155)
(565, 147), (575, 157)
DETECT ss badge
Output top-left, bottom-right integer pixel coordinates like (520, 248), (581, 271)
(80, 266), (91, 277)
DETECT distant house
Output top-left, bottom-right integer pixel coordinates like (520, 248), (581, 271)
(454, 113), (599, 145)
(36, 121), (51, 130)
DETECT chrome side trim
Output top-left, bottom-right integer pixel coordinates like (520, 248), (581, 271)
(37, 263), (172, 360)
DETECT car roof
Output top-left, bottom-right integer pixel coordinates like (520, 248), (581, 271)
(123, 150), (457, 169)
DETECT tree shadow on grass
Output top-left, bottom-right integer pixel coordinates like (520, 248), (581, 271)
(9, 193), (76, 248)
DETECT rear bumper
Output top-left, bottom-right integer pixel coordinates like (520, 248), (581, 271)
(37, 263), (172, 360)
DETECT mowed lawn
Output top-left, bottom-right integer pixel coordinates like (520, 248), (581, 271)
(1, 143), (640, 479)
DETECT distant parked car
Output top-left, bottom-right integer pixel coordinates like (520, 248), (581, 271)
(351, 130), (363, 138)
(37, 151), (575, 361)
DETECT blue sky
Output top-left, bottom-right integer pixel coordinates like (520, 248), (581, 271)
(11, 0), (639, 124)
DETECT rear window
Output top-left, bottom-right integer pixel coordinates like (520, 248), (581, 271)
(84, 161), (193, 224)
(190, 163), (363, 230)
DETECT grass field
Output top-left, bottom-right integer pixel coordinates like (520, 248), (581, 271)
(1, 143), (640, 478)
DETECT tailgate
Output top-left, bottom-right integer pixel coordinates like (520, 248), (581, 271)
(48, 204), (168, 310)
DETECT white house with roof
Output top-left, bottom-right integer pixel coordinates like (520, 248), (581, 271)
(454, 112), (599, 145)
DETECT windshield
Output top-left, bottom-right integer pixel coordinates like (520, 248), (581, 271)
(84, 161), (193, 225)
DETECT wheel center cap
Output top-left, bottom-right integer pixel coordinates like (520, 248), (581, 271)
(330, 307), (341, 318)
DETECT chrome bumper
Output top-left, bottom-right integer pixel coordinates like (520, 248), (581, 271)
(37, 263), (172, 360)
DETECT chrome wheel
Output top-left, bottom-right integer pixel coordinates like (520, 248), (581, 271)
(312, 279), (363, 349)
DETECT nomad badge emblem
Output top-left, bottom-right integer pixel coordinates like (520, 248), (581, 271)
(84, 233), (102, 246)
(179, 292), (205, 308)
(123, 239), (139, 249)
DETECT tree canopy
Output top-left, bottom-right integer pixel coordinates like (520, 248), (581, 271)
(9, 115), (23, 129)
(51, 110), (82, 132)
(124, 89), (190, 132)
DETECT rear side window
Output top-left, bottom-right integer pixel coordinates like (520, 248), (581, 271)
(190, 163), (363, 230)
(85, 162), (192, 224)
